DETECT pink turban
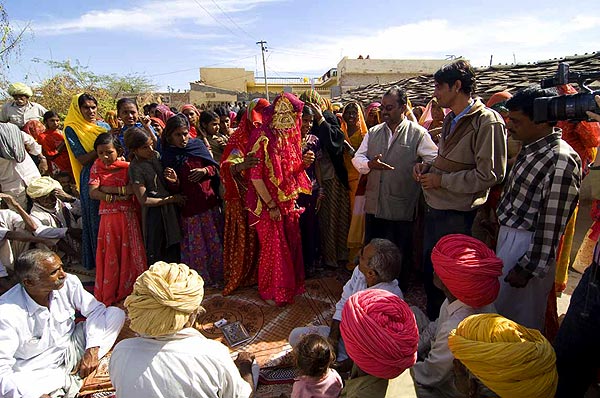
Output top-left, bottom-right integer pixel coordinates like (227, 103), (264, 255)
(432, 234), (503, 308)
(340, 289), (418, 379)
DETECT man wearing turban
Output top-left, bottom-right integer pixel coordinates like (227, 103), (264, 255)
(0, 82), (48, 128)
(288, 238), (404, 373)
(448, 313), (558, 398)
(339, 289), (419, 397)
(26, 176), (81, 261)
(412, 234), (503, 398)
(110, 262), (255, 398)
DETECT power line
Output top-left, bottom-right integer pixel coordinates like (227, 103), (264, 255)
(190, 0), (248, 42)
(148, 55), (256, 77)
(209, 0), (256, 41)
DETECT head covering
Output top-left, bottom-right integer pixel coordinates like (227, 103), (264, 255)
(104, 110), (120, 129)
(340, 101), (368, 140)
(26, 176), (62, 199)
(418, 98), (451, 130)
(332, 102), (343, 112)
(365, 102), (381, 117)
(486, 91), (512, 114)
(63, 93), (108, 191)
(22, 120), (45, 141)
(432, 234), (503, 308)
(0, 122), (27, 162)
(125, 261), (205, 337)
(155, 104), (175, 125)
(448, 313), (558, 398)
(340, 289), (418, 379)
(149, 117), (165, 129)
(299, 89), (326, 111)
(8, 82), (33, 98)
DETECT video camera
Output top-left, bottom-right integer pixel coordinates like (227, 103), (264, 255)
(533, 62), (600, 123)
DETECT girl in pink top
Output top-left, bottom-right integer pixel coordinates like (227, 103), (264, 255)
(292, 334), (343, 398)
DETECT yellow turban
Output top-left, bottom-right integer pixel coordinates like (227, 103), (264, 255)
(26, 176), (62, 199)
(448, 314), (558, 398)
(8, 82), (33, 98)
(125, 262), (204, 337)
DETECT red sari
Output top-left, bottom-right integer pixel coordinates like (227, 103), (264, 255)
(89, 159), (146, 305)
(220, 99), (269, 295)
(247, 94), (311, 305)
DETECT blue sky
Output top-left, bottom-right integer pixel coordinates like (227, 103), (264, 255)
(6, 0), (600, 92)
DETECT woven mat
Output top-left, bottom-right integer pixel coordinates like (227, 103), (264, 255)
(79, 277), (343, 398)
(197, 277), (343, 367)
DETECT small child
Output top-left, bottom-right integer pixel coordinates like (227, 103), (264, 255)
(292, 334), (343, 398)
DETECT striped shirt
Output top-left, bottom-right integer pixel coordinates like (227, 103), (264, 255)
(497, 129), (581, 277)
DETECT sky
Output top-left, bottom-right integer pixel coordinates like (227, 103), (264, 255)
(5, 0), (600, 92)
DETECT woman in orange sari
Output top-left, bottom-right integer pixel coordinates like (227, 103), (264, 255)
(220, 99), (269, 295)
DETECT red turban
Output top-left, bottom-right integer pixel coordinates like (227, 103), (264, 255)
(340, 289), (418, 379)
(432, 234), (503, 308)
(486, 91), (512, 108)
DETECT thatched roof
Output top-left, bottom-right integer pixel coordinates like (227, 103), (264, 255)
(336, 52), (600, 107)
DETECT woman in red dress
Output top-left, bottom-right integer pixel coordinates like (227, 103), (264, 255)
(247, 93), (312, 305)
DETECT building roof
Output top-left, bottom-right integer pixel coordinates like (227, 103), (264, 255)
(336, 51), (600, 107)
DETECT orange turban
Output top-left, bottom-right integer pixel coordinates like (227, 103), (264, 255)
(432, 234), (503, 308)
(340, 289), (418, 379)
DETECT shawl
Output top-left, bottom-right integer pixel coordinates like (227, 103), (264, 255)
(63, 93), (108, 190)
(246, 93), (311, 220)
(340, 102), (368, 145)
(221, 98), (270, 201)
(161, 138), (217, 171)
(22, 120), (45, 141)
(155, 105), (175, 125)
(150, 117), (165, 129)
(418, 98), (450, 130)
(0, 122), (27, 162)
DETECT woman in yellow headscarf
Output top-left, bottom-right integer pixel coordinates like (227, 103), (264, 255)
(64, 93), (110, 270)
(340, 102), (369, 266)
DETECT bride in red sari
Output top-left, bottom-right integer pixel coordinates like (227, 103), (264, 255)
(247, 93), (312, 305)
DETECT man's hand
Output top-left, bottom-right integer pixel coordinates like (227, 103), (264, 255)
(67, 227), (83, 240)
(53, 188), (76, 202)
(419, 173), (442, 189)
(38, 158), (48, 175)
(504, 266), (533, 288)
(235, 351), (255, 370)
(0, 192), (17, 207)
(585, 95), (600, 122)
(413, 162), (430, 182)
(367, 154), (394, 171)
(73, 347), (99, 378)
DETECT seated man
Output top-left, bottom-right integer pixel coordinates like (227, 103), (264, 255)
(340, 289), (419, 397)
(110, 261), (255, 398)
(412, 234), (503, 398)
(0, 249), (125, 398)
(289, 238), (403, 370)
(26, 176), (82, 262)
(0, 193), (53, 292)
(448, 313), (558, 398)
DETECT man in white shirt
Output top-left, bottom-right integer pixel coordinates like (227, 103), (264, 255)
(0, 249), (125, 398)
(289, 238), (404, 372)
(411, 235), (503, 398)
(110, 261), (255, 398)
(353, 87), (437, 280)
(0, 122), (48, 207)
(0, 83), (47, 129)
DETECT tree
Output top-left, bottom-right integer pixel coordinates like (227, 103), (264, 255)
(34, 59), (157, 118)
(0, 2), (29, 86)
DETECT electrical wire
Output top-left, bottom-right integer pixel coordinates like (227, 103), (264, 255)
(209, 0), (256, 41)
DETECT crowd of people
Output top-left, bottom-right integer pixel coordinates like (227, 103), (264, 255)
(0, 58), (599, 397)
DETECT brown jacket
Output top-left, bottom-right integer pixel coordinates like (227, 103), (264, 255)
(423, 99), (507, 211)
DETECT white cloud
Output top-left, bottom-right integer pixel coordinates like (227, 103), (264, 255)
(32, 0), (282, 37)
(255, 15), (600, 77)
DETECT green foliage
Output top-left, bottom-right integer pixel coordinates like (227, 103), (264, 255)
(33, 59), (157, 118)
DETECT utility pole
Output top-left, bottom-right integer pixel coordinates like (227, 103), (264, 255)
(257, 40), (269, 102)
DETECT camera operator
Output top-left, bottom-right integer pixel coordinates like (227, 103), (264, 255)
(586, 94), (600, 122)
(554, 93), (600, 398)
(494, 86), (581, 332)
